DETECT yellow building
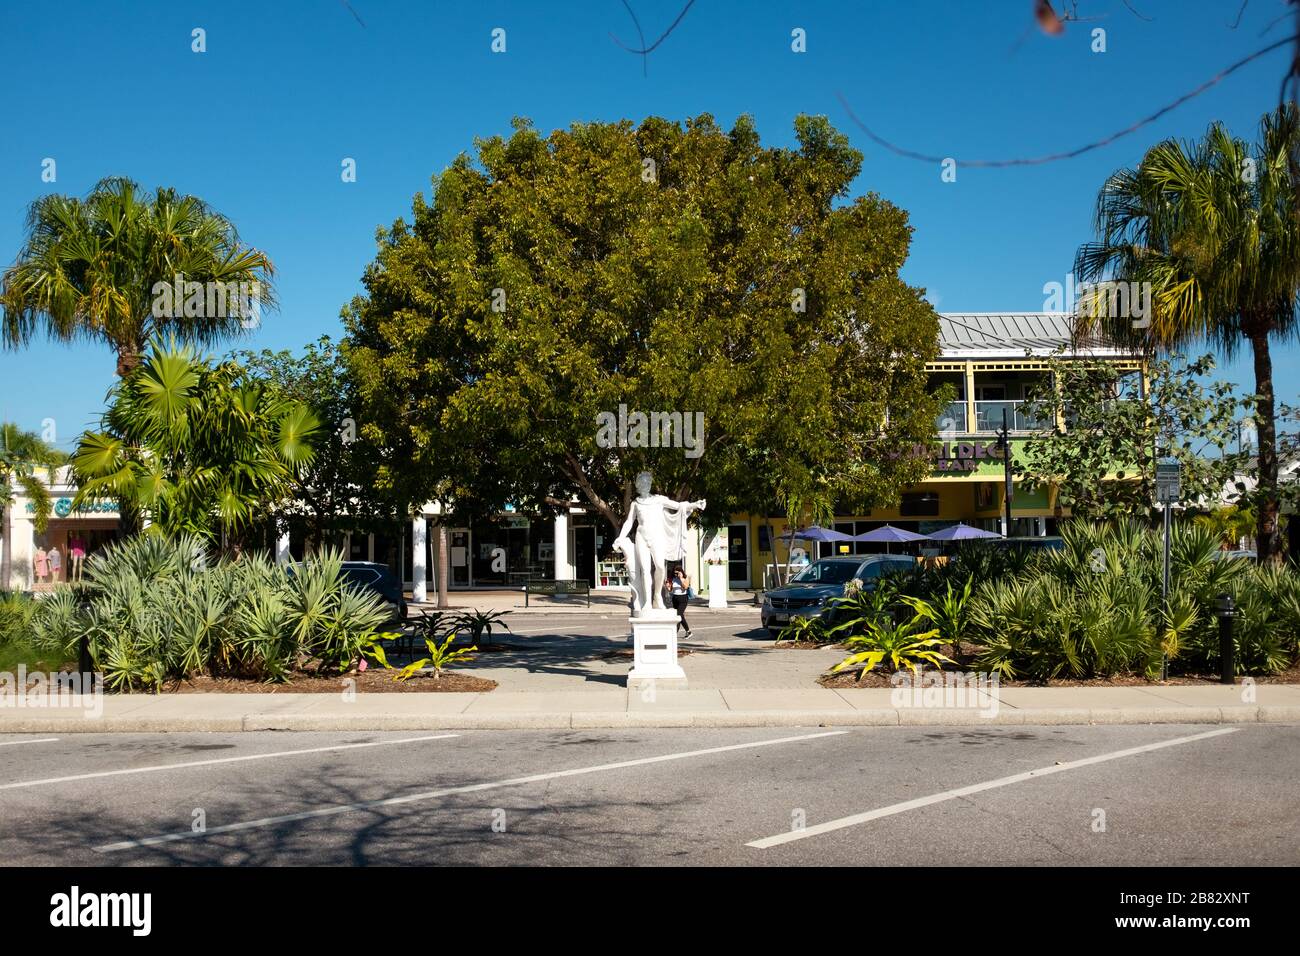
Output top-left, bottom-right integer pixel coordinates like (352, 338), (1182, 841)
(713, 313), (1143, 590)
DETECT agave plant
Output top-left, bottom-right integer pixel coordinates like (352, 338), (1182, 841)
(394, 632), (477, 681)
(899, 577), (972, 654)
(776, 615), (830, 644)
(451, 608), (512, 646)
(829, 612), (954, 681)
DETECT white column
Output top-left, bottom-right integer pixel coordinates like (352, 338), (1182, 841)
(275, 531), (292, 565)
(553, 512), (570, 580)
(411, 515), (428, 603)
(8, 512), (36, 591)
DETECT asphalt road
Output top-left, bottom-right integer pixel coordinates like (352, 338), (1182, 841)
(1, 724), (1297, 866)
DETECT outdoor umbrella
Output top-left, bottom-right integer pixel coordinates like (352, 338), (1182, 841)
(853, 524), (927, 554)
(777, 526), (855, 578)
(783, 526), (854, 543)
(924, 522), (1003, 542)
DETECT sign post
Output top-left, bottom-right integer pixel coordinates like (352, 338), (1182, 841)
(1154, 461), (1181, 681)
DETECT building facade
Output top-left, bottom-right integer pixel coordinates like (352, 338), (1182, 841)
(2, 313), (1142, 598)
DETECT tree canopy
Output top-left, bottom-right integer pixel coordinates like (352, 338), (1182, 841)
(343, 114), (944, 530)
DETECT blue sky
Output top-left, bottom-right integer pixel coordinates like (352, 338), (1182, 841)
(0, 0), (1291, 449)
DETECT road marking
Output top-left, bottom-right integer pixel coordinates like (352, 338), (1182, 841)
(747, 727), (1239, 849)
(0, 735), (459, 792)
(0, 737), (59, 747)
(96, 730), (848, 852)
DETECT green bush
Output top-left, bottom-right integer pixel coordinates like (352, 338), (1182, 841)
(0, 590), (35, 645)
(26, 534), (395, 690)
(964, 519), (1299, 680)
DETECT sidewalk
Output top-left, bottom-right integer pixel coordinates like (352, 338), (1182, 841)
(4, 611), (1297, 731)
(3, 684), (1297, 733)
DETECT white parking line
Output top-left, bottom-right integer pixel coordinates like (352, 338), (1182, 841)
(96, 730), (848, 852)
(0, 737), (59, 747)
(0, 735), (459, 792)
(747, 727), (1238, 849)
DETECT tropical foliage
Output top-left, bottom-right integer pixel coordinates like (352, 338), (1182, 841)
(1018, 353), (1246, 520)
(829, 611), (953, 681)
(20, 535), (395, 690)
(0, 423), (64, 588)
(391, 632), (477, 682)
(70, 340), (320, 545)
(966, 520), (1298, 680)
(0, 177), (274, 377)
(1074, 104), (1300, 561)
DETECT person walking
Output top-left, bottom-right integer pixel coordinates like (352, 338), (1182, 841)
(668, 566), (692, 639)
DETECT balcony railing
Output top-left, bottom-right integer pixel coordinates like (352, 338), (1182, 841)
(935, 400), (1051, 434)
(936, 402), (966, 434)
(975, 400), (1050, 433)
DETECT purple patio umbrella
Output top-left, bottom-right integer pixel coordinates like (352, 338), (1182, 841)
(924, 522), (1003, 542)
(782, 526), (855, 543)
(853, 524), (928, 554)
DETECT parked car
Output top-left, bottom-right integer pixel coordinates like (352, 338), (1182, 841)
(339, 561), (408, 620)
(1213, 550), (1257, 561)
(761, 555), (916, 635)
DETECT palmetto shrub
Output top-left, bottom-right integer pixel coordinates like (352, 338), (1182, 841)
(26, 534), (393, 690)
(966, 519), (1299, 680)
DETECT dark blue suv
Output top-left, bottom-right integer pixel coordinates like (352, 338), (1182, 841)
(761, 555), (915, 635)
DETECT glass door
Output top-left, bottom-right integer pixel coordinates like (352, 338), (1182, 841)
(450, 529), (471, 587)
(727, 524), (750, 588)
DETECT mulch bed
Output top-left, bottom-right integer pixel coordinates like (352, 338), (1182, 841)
(770, 641), (843, 650)
(144, 671), (498, 694)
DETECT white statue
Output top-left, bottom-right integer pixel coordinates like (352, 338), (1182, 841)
(613, 471), (706, 616)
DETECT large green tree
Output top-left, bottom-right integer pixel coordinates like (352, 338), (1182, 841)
(235, 336), (401, 551)
(1, 177), (275, 377)
(1018, 353), (1247, 520)
(71, 340), (320, 548)
(0, 424), (64, 590)
(343, 114), (943, 537)
(1075, 104), (1300, 561)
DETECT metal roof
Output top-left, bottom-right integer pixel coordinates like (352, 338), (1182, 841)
(937, 312), (1126, 356)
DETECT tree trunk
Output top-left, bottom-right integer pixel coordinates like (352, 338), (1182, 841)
(115, 341), (144, 378)
(1248, 328), (1281, 564)
(436, 522), (450, 609)
(1, 502), (12, 592)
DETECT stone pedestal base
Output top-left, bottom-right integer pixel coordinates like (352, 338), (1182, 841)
(626, 609), (687, 684)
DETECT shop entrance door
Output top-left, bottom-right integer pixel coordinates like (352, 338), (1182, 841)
(573, 526), (596, 588)
(727, 524), (750, 588)
(449, 529), (471, 588)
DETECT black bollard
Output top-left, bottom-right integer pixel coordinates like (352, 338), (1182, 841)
(1214, 593), (1235, 685)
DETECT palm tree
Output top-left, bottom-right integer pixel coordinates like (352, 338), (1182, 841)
(1075, 103), (1300, 563)
(0, 424), (65, 590)
(1, 177), (275, 377)
(1194, 504), (1255, 551)
(71, 339), (320, 548)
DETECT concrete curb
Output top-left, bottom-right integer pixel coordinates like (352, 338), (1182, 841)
(2, 705), (1297, 732)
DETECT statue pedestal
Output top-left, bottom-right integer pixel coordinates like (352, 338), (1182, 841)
(626, 609), (687, 685)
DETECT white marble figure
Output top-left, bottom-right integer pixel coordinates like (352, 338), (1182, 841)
(613, 471), (706, 616)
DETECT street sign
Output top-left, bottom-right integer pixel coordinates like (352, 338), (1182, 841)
(1155, 462), (1181, 503)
